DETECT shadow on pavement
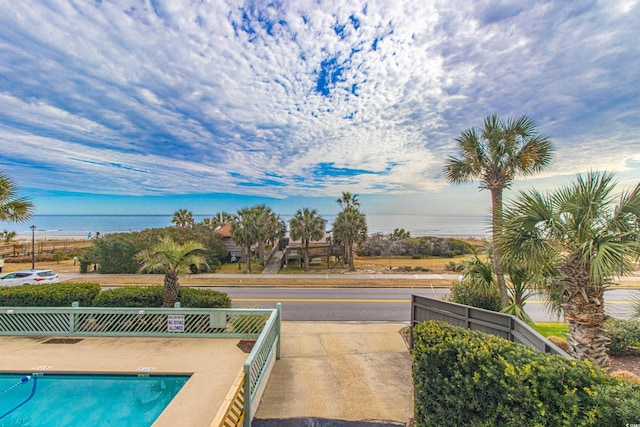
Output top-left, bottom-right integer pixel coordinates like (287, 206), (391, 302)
(253, 418), (406, 427)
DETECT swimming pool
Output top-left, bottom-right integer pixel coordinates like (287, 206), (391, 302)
(0, 373), (190, 427)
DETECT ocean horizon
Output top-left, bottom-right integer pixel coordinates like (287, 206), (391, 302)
(2, 214), (491, 240)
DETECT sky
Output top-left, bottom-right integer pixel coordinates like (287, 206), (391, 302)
(1, 0), (639, 219)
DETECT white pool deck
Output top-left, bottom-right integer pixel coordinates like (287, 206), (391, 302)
(0, 335), (247, 427)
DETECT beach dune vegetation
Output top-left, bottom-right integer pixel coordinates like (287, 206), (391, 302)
(358, 233), (473, 258)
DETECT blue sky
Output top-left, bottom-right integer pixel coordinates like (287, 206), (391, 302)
(0, 0), (639, 218)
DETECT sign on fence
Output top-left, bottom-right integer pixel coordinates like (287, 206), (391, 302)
(167, 315), (185, 332)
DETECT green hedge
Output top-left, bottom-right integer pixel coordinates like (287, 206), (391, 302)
(604, 318), (640, 356)
(92, 286), (163, 307)
(93, 286), (231, 308)
(412, 321), (640, 427)
(0, 283), (231, 309)
(177, 287), (231, 308)
(0, 282), (101, 307)
(447, 279), (501, 312)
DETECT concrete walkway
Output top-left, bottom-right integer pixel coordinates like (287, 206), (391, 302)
(255, 322), (414, 425)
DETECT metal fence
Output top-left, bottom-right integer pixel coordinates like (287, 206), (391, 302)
(410, 295), (569, 357)
(0, 305), (275, 339)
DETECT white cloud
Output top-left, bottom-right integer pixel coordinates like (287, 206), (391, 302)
(0, 0), (637, 204)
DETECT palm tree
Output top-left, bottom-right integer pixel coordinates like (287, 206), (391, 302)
(260, 209), (286, 265)
(0, 170), (34, 223)
(444, 114), (554, 308)
(332, 207), (367, 271)
(251, 205), (282, 266)
(211, 211), (234, 228)
(336, 192), (360, 210)
(501, 266), (538, 325)
(390, 228), (410, 241)
(136, 236), (207, 307)
(500, 172), (640, 367)
(231, 207), (260, 272)
(289, 208), (326, 270)
(2, 230), (17, 243)
(171, 209), (195, 228)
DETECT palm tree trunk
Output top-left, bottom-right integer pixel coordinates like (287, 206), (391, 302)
(490, 187), (509, 308)
(560, 260), (610, 368)
(163, 270), (180, 307)
(303, 240), (310, 271)
(258, 241), (265, 266)
(348, 242), (355, 271)
(246, 245), (252, 272)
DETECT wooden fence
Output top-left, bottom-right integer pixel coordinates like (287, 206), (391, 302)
(0, 240), (91, 258)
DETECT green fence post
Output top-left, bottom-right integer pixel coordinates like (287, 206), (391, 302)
(243, 361), (252, 427)
(70, 301), (79, 334)
(276, 303), (281, 360)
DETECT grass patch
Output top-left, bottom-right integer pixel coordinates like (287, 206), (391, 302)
(534, 322), (568, 337)
(216, 262), (264, 274)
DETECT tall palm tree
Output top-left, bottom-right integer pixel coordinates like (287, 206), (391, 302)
(289, 208), (326, 270)
(260, 209), (286, 265)
(500, 172), (640, 367)
(251, 205), (282, 266)
(0, 170), (34, 223)
(136, 236), (207, 307)
(444, 114), (554, 307)
(231, 207), (260, 272)
(332, 207), (367, 271)
(171, 209), (195, 228)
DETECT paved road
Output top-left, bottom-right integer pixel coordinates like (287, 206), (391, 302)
(61, 271), (639, 322)
(203, 287), (640, 322)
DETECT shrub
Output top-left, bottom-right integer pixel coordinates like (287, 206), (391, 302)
(177, 287), (232, 308)
(610, 370), (640, 384)
(445, 261), (464, 272)
(547, 335), (570, 352)
(0, 282), (101, 307)
(447, 280), (501, 312)
(93, 286), (163, 307)
(93, 286), (231, 308)
(604, 318), (640, 356)
(52, 251), (65, 263)
(79, 256), (92, 274)
(413, 321), (640, 426)
(90, 233), (139, 273)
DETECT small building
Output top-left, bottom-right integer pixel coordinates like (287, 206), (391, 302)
(213, 224), (242, 259)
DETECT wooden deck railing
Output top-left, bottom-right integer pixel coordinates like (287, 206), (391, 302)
(210, 369), (246, 427)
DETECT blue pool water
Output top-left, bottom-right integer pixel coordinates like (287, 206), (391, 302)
(0, 373), (190, 427)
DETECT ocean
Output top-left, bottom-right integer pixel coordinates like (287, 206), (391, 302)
(2, 214), (491, 239)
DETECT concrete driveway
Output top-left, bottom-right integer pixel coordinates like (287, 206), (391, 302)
(255, 322), (414, 425)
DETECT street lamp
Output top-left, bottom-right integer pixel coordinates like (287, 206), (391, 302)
(30, 225), (36, 270)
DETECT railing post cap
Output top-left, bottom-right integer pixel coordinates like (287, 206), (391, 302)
(72, 301), (80, 308)
(174, 302), (181, 308)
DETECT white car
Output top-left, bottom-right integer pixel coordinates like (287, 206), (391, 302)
(0, 270), (59, 286)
